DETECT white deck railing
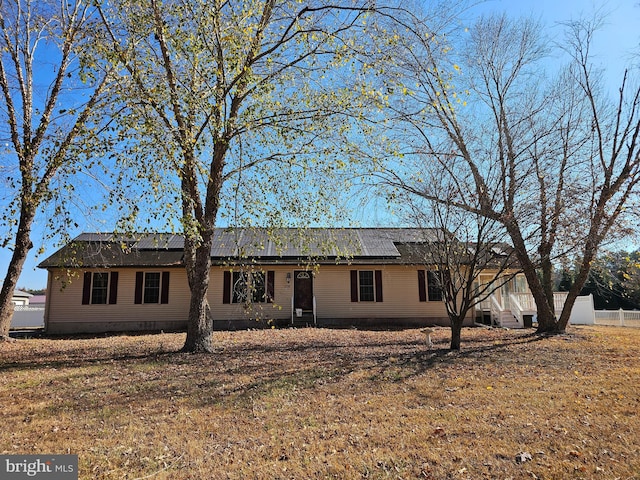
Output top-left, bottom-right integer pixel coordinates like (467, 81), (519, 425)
(509, 292), (569, 315)
(489, 295), (504, 326)
(478, 292), (640, 328)
(553, 292), (569, 314)
(509, 294), (524, 324)
(510, 293), (535, 312)
(312, 296), (317, 326)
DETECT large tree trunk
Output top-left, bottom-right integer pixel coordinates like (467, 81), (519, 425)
(181, 231), (215, 352)
(529, 279), (558, 334)
(0, 209), (35, 340)
(180, 145), (223, 353)
(556, 244), (598, 332)
(503, 218), (560, 333)
(449, 317), (464, 350)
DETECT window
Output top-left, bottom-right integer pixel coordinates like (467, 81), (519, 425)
(359, 271), (375, 302)
(135, 271), (170, 304)
(91, 273), (109, 304)
(350, 270), (383, 302)
(143, 272), (161, 304)
(251, 271), (266, 303)
(514, 274), (528, 293)
(223, 270), (274, 304)
(427, 270), (444, 302)
(82, 271), (119, 305)
(232, 272), (248, 304)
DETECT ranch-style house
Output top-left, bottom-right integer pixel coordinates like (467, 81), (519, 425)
(38, 228), (530, 334)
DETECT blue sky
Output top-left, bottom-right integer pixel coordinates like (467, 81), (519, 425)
(2, 0), (639, 290)
(476, 0), (639, 84)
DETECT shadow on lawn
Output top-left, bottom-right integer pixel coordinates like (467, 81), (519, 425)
(2, 328), (553, 418)
(0, 327), (542, 372)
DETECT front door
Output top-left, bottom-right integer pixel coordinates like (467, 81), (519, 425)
(294, 271), (313, 311)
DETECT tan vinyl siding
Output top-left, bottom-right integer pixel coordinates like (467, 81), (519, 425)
(208, 266), (293, 323)
(45, 268), (190, 333)
(313, 265), (449, 320)
(207, 264), (453, 325)
(45, 263), (465, 332)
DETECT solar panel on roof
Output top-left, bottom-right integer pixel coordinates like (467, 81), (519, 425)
(74, 233), (114, 242)
(72, 228), (441, 259)
(207, 228), (415, 258)
(134, 233), (184, 249)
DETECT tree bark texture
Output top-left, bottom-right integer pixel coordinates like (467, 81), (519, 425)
(449, 318), (463, 351)
(0, 209), (35, 339)
(182, 244), (214, 353)
(181, 222), (216, 353)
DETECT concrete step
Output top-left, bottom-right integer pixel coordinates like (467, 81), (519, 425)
(291, 311), (315, 327)
(499, 313), (523, 329)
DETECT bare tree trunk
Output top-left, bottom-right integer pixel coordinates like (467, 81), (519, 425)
(0, 209), (35, 340)
(528, 277), (557, 333)
(181, 229), (215, 352)
(502, 219), (558, 333)
(182, 246), (214, 352)
(181, 145), (223, 353)
(555, 244), (598, 332)
(450, 318), (464, 351)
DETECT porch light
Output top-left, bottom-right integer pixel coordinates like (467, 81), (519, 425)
(286, 272), (291, 284)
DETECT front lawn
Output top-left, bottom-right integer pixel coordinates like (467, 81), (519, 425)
(1, 326), (638, 479)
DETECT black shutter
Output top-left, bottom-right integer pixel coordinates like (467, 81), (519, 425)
(223, 271), (231, 304)
(109, 272), (119, 305)
(266, 271), (275, 303)
(161, 271), (170, 304)
(134, 272), (143, 304)
(82, 272), (92, 305)
(418, 270), (427, 302)
(375, 270), (383, 303)
(350, 270), (358, 302)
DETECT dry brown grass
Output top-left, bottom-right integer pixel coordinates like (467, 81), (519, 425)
(1, 325), (639, 479)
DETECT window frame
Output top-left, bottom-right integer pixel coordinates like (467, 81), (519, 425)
(134, 271), (170, 305)
(350, 269), (383, 303)
(90, 272), (109, 305)
(82, 271), (118, 305)
(143, 272), (161, 304)
(358, 270), (375, 302)
(427, 270), (444, 302)
(229, 270), (272, 304)
(232, 271), (249, 304)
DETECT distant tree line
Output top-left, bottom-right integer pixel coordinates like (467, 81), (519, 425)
(558, 250), (640, 310)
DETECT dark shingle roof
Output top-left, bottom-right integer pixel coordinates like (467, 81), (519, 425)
(38, 237), (184, 268)
(38, 228), (446, 268)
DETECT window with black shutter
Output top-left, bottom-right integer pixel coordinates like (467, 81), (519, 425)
(135, 271), (170, 304)
(350, 270), (383, 302)
(82, 272), (119, 305)
(227, 270), (274, 304)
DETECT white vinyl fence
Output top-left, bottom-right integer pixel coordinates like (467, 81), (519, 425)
(11, 305), (45, 328)
(594, 309), (640, 328)
(568, 295), (595, 325)
(568, 294), (640, 328)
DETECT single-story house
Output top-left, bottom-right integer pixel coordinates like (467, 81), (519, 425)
(38, 228), (526, 334)
(11, 289), (33, 306)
